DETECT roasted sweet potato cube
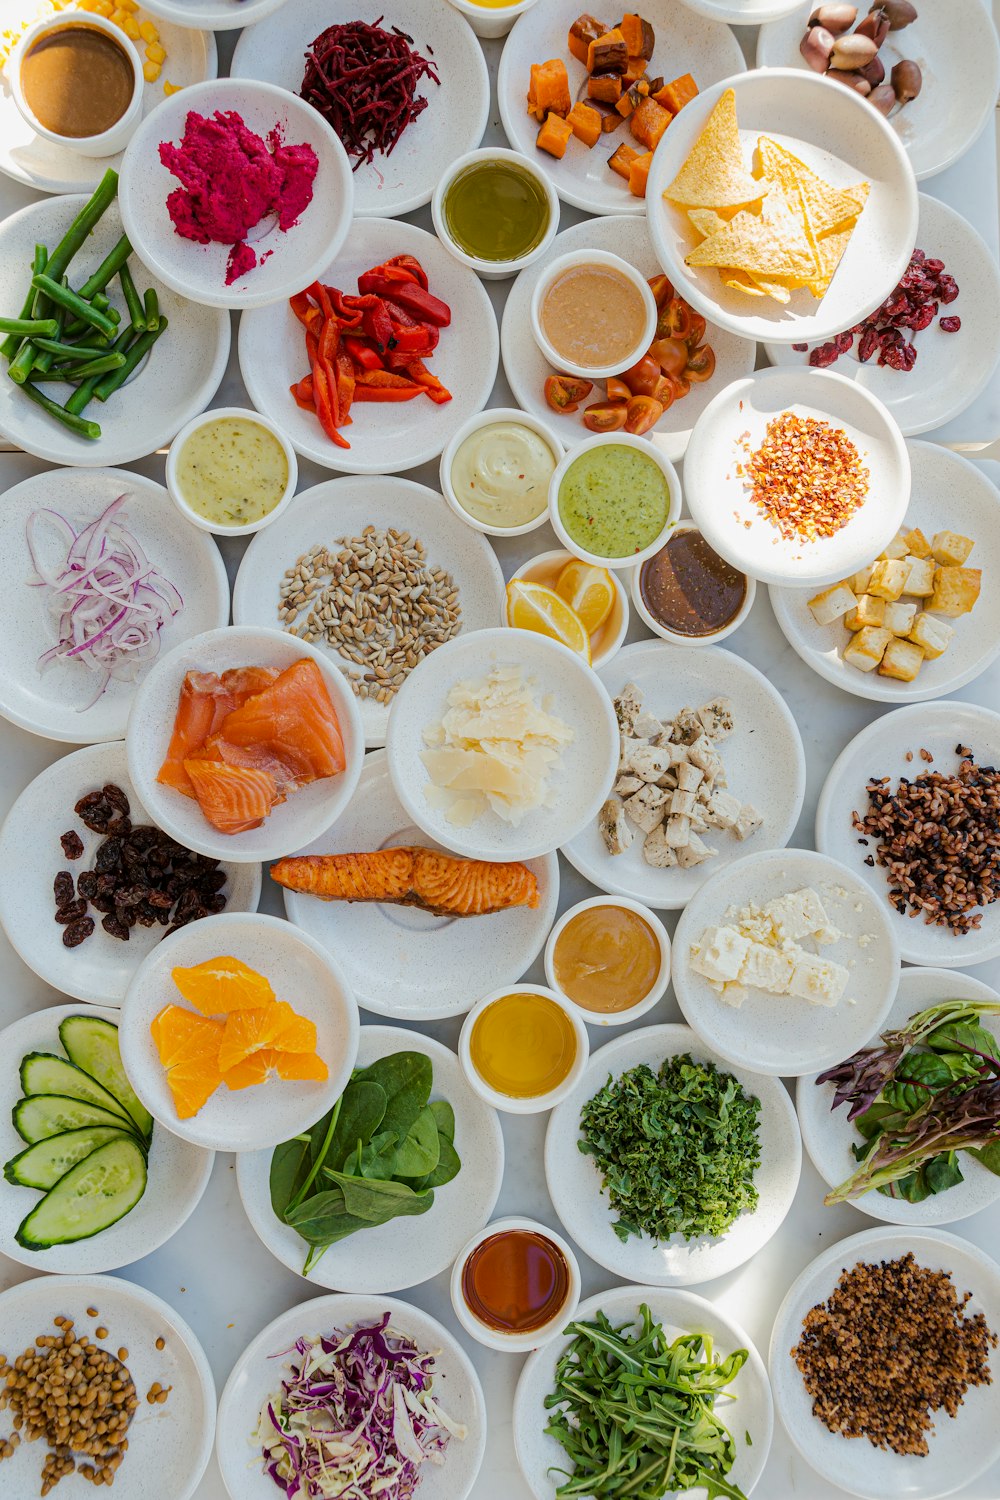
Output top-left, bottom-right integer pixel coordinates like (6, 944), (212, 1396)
(608, 142), (641, 180)
(620, 12), (655, 59)
(629, 96), (672, 151)
(568, 13), (607, 65)
(655, 73), (699, 115)
(623, 54), (648, 86)
(616, 84), (644, 118)
(567, 100), (602, 148)
(628, 150), (654, 198)
(587, 27), (628, 74)
(588, 72), (624, 103)
(536, 111), (574, 159)
(527, 59), (571, 122)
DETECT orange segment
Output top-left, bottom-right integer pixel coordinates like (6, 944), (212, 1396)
(217, 1000), (320, 1075)
(222, 1048), (328, 1089)
(505, 580), (592, 663)
(150, 1004), (224, 1119)
(171, 956), (276, 1015)
(555, 559), (616, 635)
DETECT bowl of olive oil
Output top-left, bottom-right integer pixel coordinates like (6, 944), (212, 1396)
(432, 147), (558, 280)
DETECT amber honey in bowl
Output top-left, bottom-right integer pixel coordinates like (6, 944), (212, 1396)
(461, 1228), (571, 1334)
(20, 22), (135, 140)
(553, 903), (661, 1015)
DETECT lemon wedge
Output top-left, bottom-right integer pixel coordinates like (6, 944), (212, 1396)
(555, 559), (616, 635)
(505, 580), (592, 663)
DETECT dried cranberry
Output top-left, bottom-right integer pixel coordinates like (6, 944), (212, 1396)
(808, 343), (839, 368)
(858, 328), (880, 362)
(53, 871), (74, 906)
(939, 316), (961, 333)
(907, 303), (937, 332)
(911, 248), (926, 263)
(925, 258), (944, 273)
(62, 916), (95, 948)
(792, 343), (808, 352)
(60, 831), (84, 860)
(834, 331), (854, 353)
(938, 277), (959, 304)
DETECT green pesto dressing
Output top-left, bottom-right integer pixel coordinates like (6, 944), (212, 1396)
(558, 445), (671, 558)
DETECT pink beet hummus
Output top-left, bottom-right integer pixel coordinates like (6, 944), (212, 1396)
(159, 109), (319, 286)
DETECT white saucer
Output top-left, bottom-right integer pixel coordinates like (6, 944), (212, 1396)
(140, 0), (291, 29)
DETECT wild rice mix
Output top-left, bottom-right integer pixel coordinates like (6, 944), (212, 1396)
(791, 1252), (996, 1457)
(853, 746), (1000, 934)
(738, 412), (870, 543)
(278, 526), (461, 705)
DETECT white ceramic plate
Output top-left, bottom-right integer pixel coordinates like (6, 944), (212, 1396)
(515, 1282), (773, 1498)
(0, 1272), (216, 1500)
(646, 68), (919, 345)
(0, 1003), (213, 1274)
(126, 625), (364, 865)
(140, 0), (289, 27)
(385, 627), (618, 864)
(766, 196), (1000, 435)
(0, 467), (229, 743)
(231, 0), (490, 218)
(0, 197), (228, 465)
(501, 214), (756, 464)
(497, 0), (743, 218)
(119, 78), (353, 310)
(119, 911), (359, 1152)
(0, 741), (260, 1008)
(757, 0), (1000, 182)
(0, 5), (217, 194)
(815, 700), (1000, 968)
(798, 966), (1000, 1227)
(672, 847), (901, 1076)
(545, 1023), (801, 1286)
(232, 475), (505, 749)
(770, 443), (1000, 702)
(561, 640), (806, 911)
(769, 1226), (1000, 1500)
(240, 218), (498, 475)
(278, 751), (559, 1021)
(683, 366), (910, 588)
(217, 1292), (486, 1500)
(678, 0), (802, 19)
(237, 1024), (505, 1292)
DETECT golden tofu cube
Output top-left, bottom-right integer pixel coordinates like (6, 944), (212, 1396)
(808, 582), (857, 627)
(850, 563), (875, 595)
(868, 559), (909, 601)
(929, 566), (982, 617)
(903, 556), (936, 597)
(931, 530), (974, 567)
(883, 600), (917, 636)
(903, 527), (931, 559)
(879, 638), (925, 682)
(843, 626), (892, 673)
(908, 612), (954, 659)
(845, 594), (886, 631)
(882, 530), (909, 561)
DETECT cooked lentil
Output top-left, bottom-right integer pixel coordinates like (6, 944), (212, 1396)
(852, 747), (1000, 934)
(738, 412), (870, 543)
(791, 1252), (996, 1456)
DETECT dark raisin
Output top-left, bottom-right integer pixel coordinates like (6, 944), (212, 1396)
(173, 889), (202, 922)
(77, 871), (99, 900)
(53, 871), (75, 906)
(95, 838), (123, 873)
(62, 916), (95, 948)
(102, 783), (130, 816)
(95, 873), (117, 895)
(60, 831), (85, 860)
(204, 893), (227, 915)
(90, 893), (116, 914)
(54, 899), (89, 924)
(135, 909), (157, 928)
(101, 913), (130, 941)
(146, 889), (175, 910)
(197, 870), (228, 894)
(114, 885), (148, 908)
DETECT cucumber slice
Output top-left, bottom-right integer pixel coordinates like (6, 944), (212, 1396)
(5, 1126), (135, 1190)
(14, 1095), (135, 1145)
(16, 1136), (147, 1249)
(20, 1054), (135, 1130)
(59, 1016), (153, 1140)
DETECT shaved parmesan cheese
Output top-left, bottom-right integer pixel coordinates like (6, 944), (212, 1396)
(421, 666), (574, 828)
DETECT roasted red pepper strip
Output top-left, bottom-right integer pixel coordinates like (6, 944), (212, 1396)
(359, 276), (451, 327)
(406, 360), (452, 404)
(352, 385), (423, 402)
(385, 254), (429, 290)
(343, 336), (383, 371)
(335, 348), (355, 424)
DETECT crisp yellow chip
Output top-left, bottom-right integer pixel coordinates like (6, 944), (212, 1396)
(720, 269), (768, 297)
(686, 188), (816, 279)
(663, 88), (764, 209)
(756, 136), (869, 251)
(804, 224), (856, 298)
(687, 207), (728, 239)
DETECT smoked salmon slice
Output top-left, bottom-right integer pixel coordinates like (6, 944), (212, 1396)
(270, 846), (540, 917)
(183, 760), (281, 835)
(203, 660), (345, 792)
(158, 667), (279, 797)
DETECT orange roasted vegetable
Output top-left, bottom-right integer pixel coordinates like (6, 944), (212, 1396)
(655, 73), (699, 115)
(567, 100), (602, 148)
(588, 73), (623, 103)
(527, 59), (571, 122)
(536, 111), (574, 158)
(620, 13), (655, 59)
(607, 142), (640, 180)
(568, 13), (607, 65)
(587, 27), (628, 74)
(628, 150), (653, 197)
(629, 97), (672, 151)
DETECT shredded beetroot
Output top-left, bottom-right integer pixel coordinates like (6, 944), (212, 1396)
(299, 17), (440, 171)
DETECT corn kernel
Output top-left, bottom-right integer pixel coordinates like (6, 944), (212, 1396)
(163, 78), (181, 95)
(142, 58), (160, 82)
(110, 6), (128, 23)
(121, 13), (140, 36)
(93, 0), (113, 15)
(138, 19), (157, 41)
(145, 39), (165, 62)
(118, 0), (139, 9)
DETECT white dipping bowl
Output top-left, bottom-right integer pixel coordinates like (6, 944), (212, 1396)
(544, 895), (671, 1028)
(530, 249), (657, 381)
(440, 406), (563, 538)
(450, 1216), (581, 1352)
(11, 12), (143, 158)
(548, 432), (683, 570)
(166, 405), (297, 537)
(459, 985), (590, 1115)
(445, 0), (541, 39)
(433, 147), (559, 280)
(502, 549), (629, 670)
(630, 523), (756, 646)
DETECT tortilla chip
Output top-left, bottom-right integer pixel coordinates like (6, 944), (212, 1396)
(804, 224), (855, 298)
(720, 269), (769, 297)
(663, 88), (764, 209)
(686, 188), (816, 280)
(687, 207), (729, 239)
(756, 137), (869, 240)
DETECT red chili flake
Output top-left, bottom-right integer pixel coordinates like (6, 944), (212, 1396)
(739, 412), (869, 544)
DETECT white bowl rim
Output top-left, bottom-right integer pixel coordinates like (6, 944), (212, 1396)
(530, 248), (658, 381)
(548, 431), (683, 569)
(449, 1214), (582, 1353)
(165, 404), (299, 537)
(459, 983), (591, 1115)
(501, 547), (629, 669)
(543, 893), (671, 1027)
(440, 405), (564, 538)
(431, 146), (560, 278)
(10, 11), (143, 155)
(628, 522), (757, 645)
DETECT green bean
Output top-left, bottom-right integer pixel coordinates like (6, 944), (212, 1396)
(32, 337), (112, 361)
(64, 374), (103, 416)
(94, 317), (167, 400)
(77, 233), (132, 300)
(142, 288), (159, 333)
(1, 246), (46, 360)
(118, 262), (145, 332)
(0, 318), (58, 337)
(60, 352), (126, 381)
(44, 169), (118, 286)
(20, 379), (101, 440)
(30, 276), (117, 339)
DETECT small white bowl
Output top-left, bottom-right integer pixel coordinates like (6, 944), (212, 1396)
(544, 895), (671, 1028)
(440, 406), (563, 539)
(629, 524), (756, 647)
(166, 405), (297, 537)
(502, 548), (628, 670)
(530, 249), (658, 382)
(432, 147), (559, 281)
(445, 0), (541, 39)
(11, 12), (143, 158)
(450, 1216), (581, 1352)
(548, 433), (683, 571)
(459, 984), (590, 1115)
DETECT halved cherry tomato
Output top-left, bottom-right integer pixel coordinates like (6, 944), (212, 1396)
(669, 371), (691, 400)
(685, 344), (716, 382)
(621, 354), (661, 397)
(624, 394), (663, 435)
(648, 336), (688, 377)
(647, 273), (675, 309)
(656, 297), (693, 341)
(605, 376), (632, 402)
(652, 375), (676, 411)
(583, 399), (628, 433)
(686, 310), (707, 348)
(544, 373), (593, 413)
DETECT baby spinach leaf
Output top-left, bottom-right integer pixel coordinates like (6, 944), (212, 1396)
(416, 1135), (461, 1191)
(326, 1170), (434, 1224)
(392, 1106), (440, 1178)
(269, 1134), (312, 1219)
(329, 1081), (387, 1171)
(925, 1151), (964, 1195)
(883, 1051), (957, 1114)
(970, 1138), (1000, 1176)
(357, 1130), (399, 1181)
(429, 1099), (455, 1143)
(284, 1187), (349, 1243)
(354, 1052), (432, 1140)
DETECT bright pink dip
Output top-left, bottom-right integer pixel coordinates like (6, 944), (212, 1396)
(159, 109), (318, 285)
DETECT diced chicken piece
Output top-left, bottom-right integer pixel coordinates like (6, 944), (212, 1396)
(619, 736), (649, 773)
(689, 925), (751, 984)
(765, 887), (832, 944)
(787, 952), (849, 1007)
(675, 762), (704, 794)
(671, 707), (702, 743)
(931, 530), (974, 567)
(599, 797), (634, 856)
(733, 803), (763, 841)
(633, 710), (664, 740)
(664, 813), (691, 848)
(630, 743), (673, 782)
(689, 805), (709, 834)
(669, 788), (697, 817)
(687, 734), (724, 782)
(643, 823), (678, 868)
(808, 582), (857, 627)
(614, 774), (644, 797)
(655, 768), (678, 791)
(902, 556), (935, 597)
(697, 698), (735, 740)
(624, 784), (668, 833)
(704, 788), (742, 830)
(666, 742), (690, 766)
(739, 941), (794, 995)
(615, 683), (642, 735)
(908, 612), (954, 659)
(677, 832), (716, 868)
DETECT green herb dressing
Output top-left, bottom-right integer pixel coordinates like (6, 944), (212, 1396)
(558, 444), (672, 558)
(443, 159), (550, 263)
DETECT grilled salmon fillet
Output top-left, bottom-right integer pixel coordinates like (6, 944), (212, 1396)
(270, 847), (539, 917)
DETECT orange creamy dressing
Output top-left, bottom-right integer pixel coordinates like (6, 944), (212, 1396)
(21, 24), (134, 138)
(541, 264), (646, 368)
(553, 905), (661, 1014)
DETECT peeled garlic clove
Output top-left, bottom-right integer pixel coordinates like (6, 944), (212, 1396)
(800, 24), (835, 70)
(868, 82), (897, 114)
(808, 3), (858, 33)
(829, 32), (879, 68)
(891, 57), (922, 103)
